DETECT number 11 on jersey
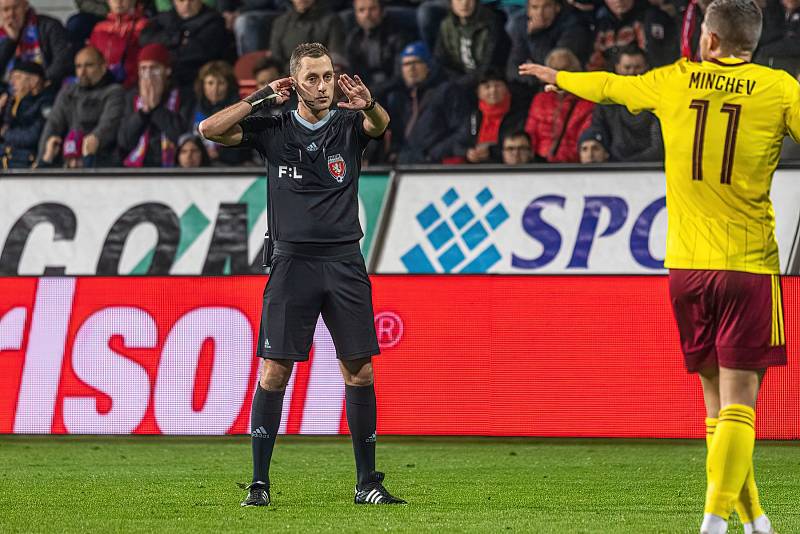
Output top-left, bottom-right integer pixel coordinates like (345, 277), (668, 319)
(689, 99), (742, 185)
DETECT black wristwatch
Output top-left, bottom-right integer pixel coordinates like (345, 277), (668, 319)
(363, 98), (376, 112)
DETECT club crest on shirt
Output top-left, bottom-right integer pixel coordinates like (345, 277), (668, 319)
(327, 154), (346, 182)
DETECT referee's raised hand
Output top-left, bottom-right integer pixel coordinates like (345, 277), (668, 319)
(336, 74), (373, 111)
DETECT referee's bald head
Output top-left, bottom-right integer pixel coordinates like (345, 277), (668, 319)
(290, 43), (334, 77)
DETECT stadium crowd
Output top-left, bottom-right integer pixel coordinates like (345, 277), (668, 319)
(1, 0), (799, 168)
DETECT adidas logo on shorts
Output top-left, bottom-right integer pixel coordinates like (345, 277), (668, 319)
(252, 426), (270, 439)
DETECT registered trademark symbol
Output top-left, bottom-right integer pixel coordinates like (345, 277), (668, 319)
(374, 311), (403, 348)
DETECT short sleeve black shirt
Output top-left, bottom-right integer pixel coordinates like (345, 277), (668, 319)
(239, 109), (372, 244)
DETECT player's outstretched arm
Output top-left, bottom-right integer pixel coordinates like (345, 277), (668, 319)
(518, 62), (661, 113)
(337, 74), (390, 137)
(199, 78), (293, 146)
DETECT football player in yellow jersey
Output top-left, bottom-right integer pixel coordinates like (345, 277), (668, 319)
(520, 0), (800, 532)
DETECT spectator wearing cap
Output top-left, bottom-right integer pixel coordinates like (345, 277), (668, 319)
(0, 60), (52, 168)
(176, 133), (210, 167)
(118, 43), (190, 167)
(0, 0), (73, 87)
(452, 69), (530, 163)
(590, 45), (663, 162)
(578, 126), (610, 163)
(38, 46), (124, 167)
(384, 41), (469, 164)
(588, 0), (677, 70)
(192, 60), (248, 165)
(434, 0), (509, 83)
(344, 0), (413, 102)
(268, 0), (345, 71)
(501, 130), (534, 164)
(139, 0), (229, 89)
(89, 0), (149, 88)
(507, 0), (591, 86)
(523, 48), (593, 163)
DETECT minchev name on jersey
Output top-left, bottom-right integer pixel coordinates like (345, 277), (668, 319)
(239, 109), (373, 243)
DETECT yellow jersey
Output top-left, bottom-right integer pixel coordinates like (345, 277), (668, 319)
(557, 58), (800, 274)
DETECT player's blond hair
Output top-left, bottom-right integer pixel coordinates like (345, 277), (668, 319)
(704, 0), (762, 54)
(289, 43), (333, 76)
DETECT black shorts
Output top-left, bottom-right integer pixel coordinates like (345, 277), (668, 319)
(256, 241), (380, 361)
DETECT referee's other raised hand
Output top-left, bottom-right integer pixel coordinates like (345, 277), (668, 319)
(336, 74), (373, 110)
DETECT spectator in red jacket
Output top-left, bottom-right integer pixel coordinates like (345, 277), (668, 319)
(524, 48), (593, 163)
(89, 0), (148, 88)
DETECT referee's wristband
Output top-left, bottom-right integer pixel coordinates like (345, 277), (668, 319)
(363, 98), (377, 112)
(243, 85), (276, 111)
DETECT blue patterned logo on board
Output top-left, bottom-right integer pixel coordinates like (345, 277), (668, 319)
(401, 187), (509, 273)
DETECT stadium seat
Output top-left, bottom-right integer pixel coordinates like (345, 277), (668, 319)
(235, 51), (269, 98)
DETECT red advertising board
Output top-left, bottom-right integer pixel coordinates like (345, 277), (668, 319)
(0, 276), (797, 438)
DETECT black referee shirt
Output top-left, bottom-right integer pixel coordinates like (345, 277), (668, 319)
(239, 109), (372, 244)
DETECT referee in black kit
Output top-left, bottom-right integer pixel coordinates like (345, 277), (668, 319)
(199, 43), (405, 507)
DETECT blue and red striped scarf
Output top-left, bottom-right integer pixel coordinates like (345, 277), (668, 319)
(0, 10), (44, 81)
(124, 88), (179, 168)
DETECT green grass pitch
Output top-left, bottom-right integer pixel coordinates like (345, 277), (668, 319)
(1, 436), (798, 533)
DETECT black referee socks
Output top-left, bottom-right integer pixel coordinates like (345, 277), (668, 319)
(250, 385), (284, 486)
(345, 384), (378, 487)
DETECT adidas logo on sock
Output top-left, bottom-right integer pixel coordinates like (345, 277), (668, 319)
(306, 141), (319, 152)
(365, 432), (377, 443)
(252, 426), (270, 439)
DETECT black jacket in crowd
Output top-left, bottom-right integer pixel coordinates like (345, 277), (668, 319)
(269, 1), (345, 70)
(117, 86), (191, 167)
(1, 87), (55, 168)
(0, 11), (73, 86)
(139, 6), (229, 88)
(591, 104), (664, 162)
(434, 5), (509, 84)
(507, 7), (592, 84)
(385, 69), (470, 164)
(589, 0), (678, 70)
(756, 1), (800, 72)
(344, 19), (412, 101)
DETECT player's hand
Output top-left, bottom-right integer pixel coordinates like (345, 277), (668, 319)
(337, 74), (373, 111)
(518, 63), (558, 85)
